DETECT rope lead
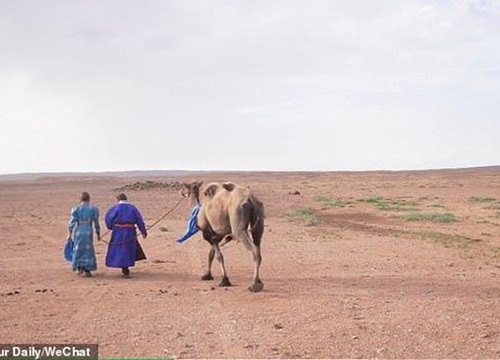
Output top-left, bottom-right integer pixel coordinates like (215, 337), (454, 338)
(99, 197), (185, 244)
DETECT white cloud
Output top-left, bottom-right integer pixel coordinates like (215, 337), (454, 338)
(0, 0), (499, 173)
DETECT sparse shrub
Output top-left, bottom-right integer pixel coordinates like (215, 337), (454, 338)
(469, 196), (496, 203)
(399, 212), (457, 223)
(285, 207), (318, 226)
(359, 195), (384, 203)
(313, 195), (354, 208)
(469, 197), (500, 209)
(358, 195), (419, 211)
(486, 203), (500, 210)
(428, 203), (445, 208)
(416, 230), (480, 248)
(492, 246), (500, 258)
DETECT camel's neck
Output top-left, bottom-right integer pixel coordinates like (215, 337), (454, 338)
(190, 188), (201, 206)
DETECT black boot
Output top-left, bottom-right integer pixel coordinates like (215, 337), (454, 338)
(121, 267), (131, 278)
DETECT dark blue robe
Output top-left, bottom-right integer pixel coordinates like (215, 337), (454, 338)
(105, 201), (147, 268)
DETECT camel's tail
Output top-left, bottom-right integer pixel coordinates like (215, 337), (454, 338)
(248, 195), (265, 247)
(233, 191), (264, 251)
(241, 195), (264, 250)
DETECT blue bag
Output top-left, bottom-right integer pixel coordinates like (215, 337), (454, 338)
(64, 238), (74, 262)
(177, 203), (200, 243)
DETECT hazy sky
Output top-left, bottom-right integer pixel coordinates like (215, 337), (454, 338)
(1, 0), (499, 174)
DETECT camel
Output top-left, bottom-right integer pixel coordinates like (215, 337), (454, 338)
(180, 181), (265, 292)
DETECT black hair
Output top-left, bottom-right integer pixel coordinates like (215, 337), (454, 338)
(80, 192), (90, 202)
(116, 193), (128, 201)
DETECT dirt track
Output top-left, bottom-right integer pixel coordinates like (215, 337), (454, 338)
(1, 169), (499, 359)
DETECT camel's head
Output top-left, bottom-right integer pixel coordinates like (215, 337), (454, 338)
(180, 181), (203, 201)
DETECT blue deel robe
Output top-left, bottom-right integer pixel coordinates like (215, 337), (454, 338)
(68, 203), (100, 271)
(105, 201), (147, 268)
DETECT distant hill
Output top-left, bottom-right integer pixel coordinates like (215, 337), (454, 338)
(0, 170), (211, 181)
(1, 166), (499, 182)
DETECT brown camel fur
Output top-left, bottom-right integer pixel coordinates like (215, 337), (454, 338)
(180, 181), (265, 292)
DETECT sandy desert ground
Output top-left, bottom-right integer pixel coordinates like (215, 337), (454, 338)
(0, 168), (499, 359)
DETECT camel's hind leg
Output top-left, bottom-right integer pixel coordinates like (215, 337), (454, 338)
(248, 245), (263, 292)
(249, 199), (264, 292)
(231, 203), (264, 292)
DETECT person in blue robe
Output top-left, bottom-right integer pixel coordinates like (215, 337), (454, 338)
(105, 193), (147, 278)
(67, 191), (101, 277)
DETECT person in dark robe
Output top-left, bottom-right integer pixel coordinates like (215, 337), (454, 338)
(67, 191), (101, 277)
(105, 193), (147, 278)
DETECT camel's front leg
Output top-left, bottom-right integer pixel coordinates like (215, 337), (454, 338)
(249, 245), (264, 292)
(213, 243), (231, 287)
(201, 227), (219, 281)
(201, 247), (215, 281)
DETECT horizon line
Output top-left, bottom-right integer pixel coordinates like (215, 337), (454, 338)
(1, 164), (500, 178)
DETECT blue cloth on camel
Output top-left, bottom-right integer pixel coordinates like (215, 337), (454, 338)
(177, 203), (200, 243)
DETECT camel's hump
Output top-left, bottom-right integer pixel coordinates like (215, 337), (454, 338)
(222, 182), (237, 191)
(203, 183), (222, 198)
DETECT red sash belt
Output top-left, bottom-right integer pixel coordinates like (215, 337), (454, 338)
(114, 223), (135, 228)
